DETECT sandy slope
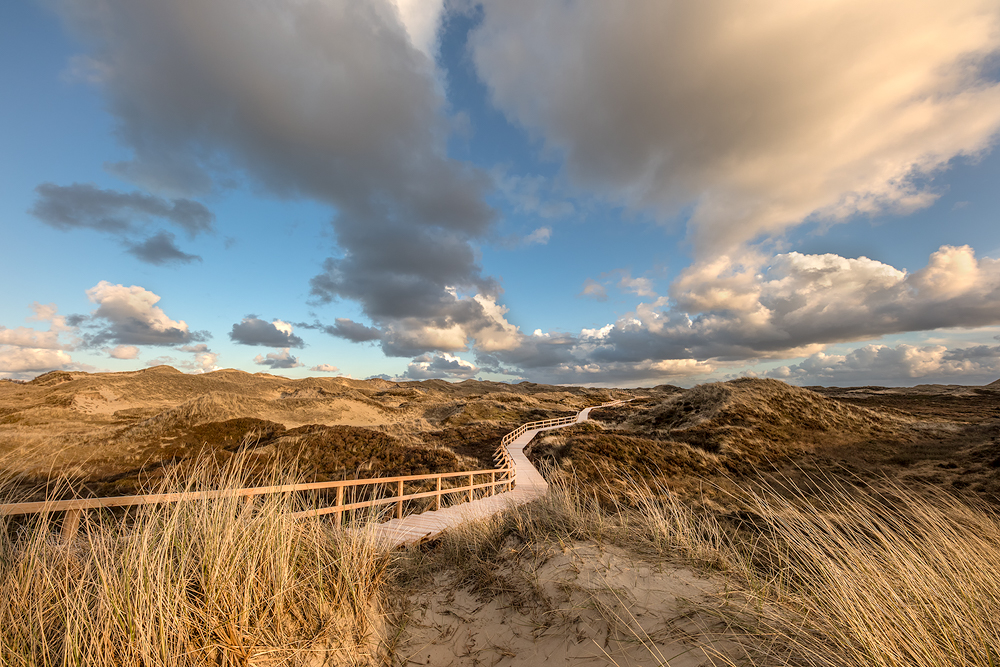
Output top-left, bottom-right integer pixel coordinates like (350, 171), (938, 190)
(397, 542), (737, 666)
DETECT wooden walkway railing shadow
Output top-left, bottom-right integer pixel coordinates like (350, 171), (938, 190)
(0, 394), (632, 546)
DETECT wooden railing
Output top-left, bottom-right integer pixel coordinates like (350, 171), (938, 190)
(0, 467), (513, 541)
(0, 393), (633, 541)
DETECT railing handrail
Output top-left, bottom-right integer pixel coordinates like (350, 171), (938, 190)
(0, 395), (634, 539)
(0, 466), (510, 516)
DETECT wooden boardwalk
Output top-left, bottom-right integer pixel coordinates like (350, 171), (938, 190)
(375, 406), (599, 547)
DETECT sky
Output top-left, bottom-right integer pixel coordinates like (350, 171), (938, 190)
(3, 0), (1000, 388)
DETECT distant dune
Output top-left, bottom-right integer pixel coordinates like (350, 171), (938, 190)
(0, 366), (616, 498)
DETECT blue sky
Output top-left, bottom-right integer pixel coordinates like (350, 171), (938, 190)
(3, 0), (1000, 387)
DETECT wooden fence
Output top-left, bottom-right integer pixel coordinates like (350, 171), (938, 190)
(0, 394), (632, 541)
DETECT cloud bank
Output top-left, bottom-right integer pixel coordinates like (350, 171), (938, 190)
(482, 245), (1000, 384)
(55, 0), (500, 355)
(0, 303), (76, 376)
(768, 342), (1000, 386)
(471, 0), (1000, 252)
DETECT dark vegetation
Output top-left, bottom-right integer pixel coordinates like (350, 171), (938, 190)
(530, 378), (1000, 508)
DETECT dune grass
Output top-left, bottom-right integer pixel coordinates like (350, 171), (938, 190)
(394, 471), (1000, 667)
(0, 462), (393, 667)
(716, 480), (1000, 667)
(4, 459), (1000, 667)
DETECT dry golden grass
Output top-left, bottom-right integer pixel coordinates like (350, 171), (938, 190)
(715, 479), (1000, 667)
(5, 455), (1000, 666)
(393, 472), (1000, 667)
(0, 461), (394, 667)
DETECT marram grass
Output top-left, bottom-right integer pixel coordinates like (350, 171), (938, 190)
(4, 458), (1000, 667)
(0, 461), (393, 667)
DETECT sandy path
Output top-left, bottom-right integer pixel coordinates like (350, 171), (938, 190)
(395, 542), (738, 666)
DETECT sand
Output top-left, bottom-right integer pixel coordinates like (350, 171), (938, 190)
(396, 542), (738, 666)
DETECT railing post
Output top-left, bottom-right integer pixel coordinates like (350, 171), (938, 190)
(435, 476), (441, 511)
(335, 485), (344, 525)
(468, 474), (474, 503)
(396, 479), (404, 519)
(61, 509), (81, 543)
(490, 471), (495, 496)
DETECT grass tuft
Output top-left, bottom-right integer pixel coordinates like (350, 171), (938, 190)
(0, 459), (393, 666)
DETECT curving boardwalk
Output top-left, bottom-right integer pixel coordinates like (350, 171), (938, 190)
(375, 405), (604, 548)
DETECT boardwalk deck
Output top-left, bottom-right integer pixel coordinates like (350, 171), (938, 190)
(375, 406), (599, 547)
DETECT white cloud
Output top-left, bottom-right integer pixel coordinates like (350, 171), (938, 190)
(478, 244), (1000, 385)
(470, 294), (521, 353)
(107, 345), (140, 360)
(471, 0), (1000, 253)
(390, 0), (444, 58)
(253, 348), (303, 370)
(0, 302), (79, 377)
(0, 347), (73, 374)
(0, 327), (64, 350)
(405, 352), (478, 380)
(310, 363), (340, 373)
(28, 302), (74, 334)
(85, 281), (197, 346)
(768, 343), (1000, 386)
(178, 343), (219, 373)
(582, 245), (1000, 366)
(617, 273), (656, 298)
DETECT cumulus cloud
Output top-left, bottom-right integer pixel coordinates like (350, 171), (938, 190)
(0, 303), (79, 378)
(0, 327), (64, 350)
(391, 0), (445, 58)
(30, 182), (214, 236)
(106, 345), (139, 359)
(125, 231), (201, 265)
(178, 343), (219, 373)
(368, 293), (522, 358)
(579, 279), (608, 302)
(471, 245), (1000, 385)
(55, 0), (497, 354)
(299, 318), (383, 343)
(478, 329), (577, 374)
(617, 273), (656, 298)
(82, 281), (206, 346)
(229, 317), (304, 348)
(0, 347), (73, 374)
(404, 352), (478, 379)
(768, 343), (1000, 386)
(471, 0), (1000, 252)
(28, 302), (75, 335)
(310, 363), (340, 373)
(253, 348), (304, 370)
(559, 245), (1000, 369)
